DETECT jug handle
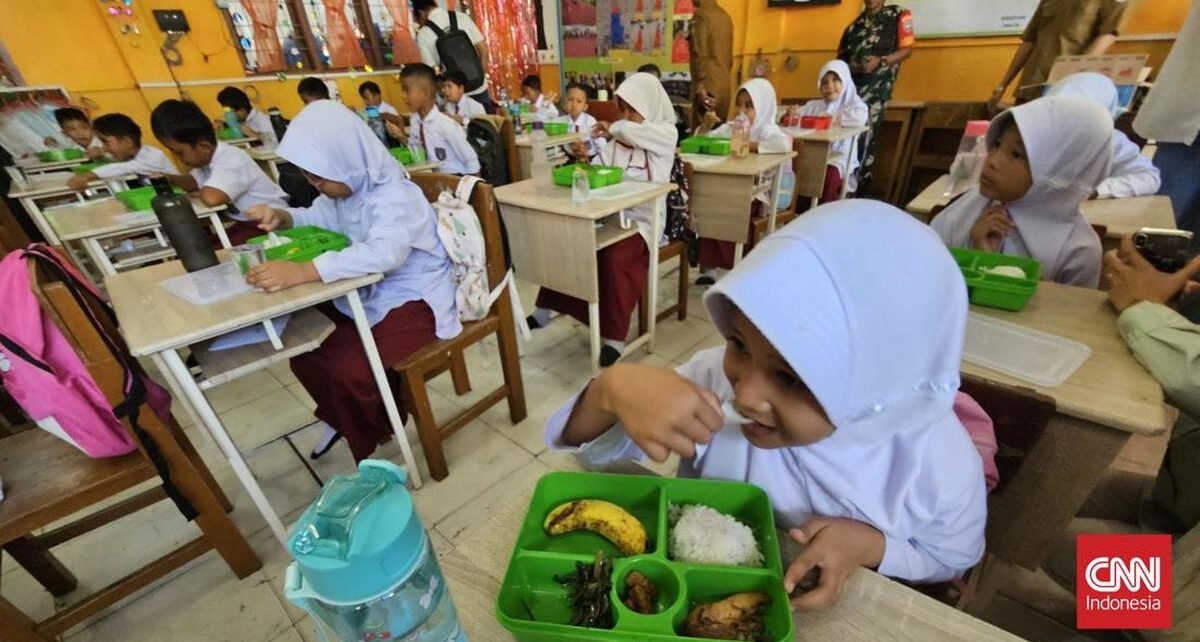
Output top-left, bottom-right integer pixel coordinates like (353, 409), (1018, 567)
(359, 458), (408, 485)
(284, 565), (337, 642)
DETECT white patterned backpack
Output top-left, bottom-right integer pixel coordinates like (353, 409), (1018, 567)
(432, 175), (510, 322)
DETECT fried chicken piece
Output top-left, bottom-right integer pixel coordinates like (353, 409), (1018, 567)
(622, 571), (658, 614)
(684, 592), (770, 641)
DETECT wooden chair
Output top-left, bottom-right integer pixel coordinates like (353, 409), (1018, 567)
(0, 257), (260, 642)
(392, 175), (527, 481)
(638, 162), (692, 336)
(899, 102), (989, 206)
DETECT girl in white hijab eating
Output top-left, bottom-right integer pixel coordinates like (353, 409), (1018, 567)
(1047, 72), (1161, 200)
(528, 72), (678, 367)
(242, 100), (459, 462)
(931, 95), (1114, 288)
(796, 59), (870, 199)
(544, 200), (988, 608)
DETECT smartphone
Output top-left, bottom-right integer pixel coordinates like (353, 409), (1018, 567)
(1133, 228), (1194, 273)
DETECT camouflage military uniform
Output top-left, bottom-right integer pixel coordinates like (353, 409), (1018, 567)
(838, 4), (913, 195)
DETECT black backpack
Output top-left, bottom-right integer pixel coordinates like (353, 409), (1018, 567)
(466, 118), (509, 187)
(424, 12), (485, 92)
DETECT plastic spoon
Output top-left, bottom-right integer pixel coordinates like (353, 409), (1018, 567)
(264, 231), (287, 249)
(722, 401), (752, 425)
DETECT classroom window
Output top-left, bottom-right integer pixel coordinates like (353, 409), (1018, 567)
(299, 0), (371, 69)
(221, 0), (314, 72)
(357, 0), (424, 67)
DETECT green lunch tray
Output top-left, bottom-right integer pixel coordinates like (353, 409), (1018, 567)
(679, 136), (731, 156)
(114, 186), (184, 211)
(524, 122), (570, 136)
(950, 247), (1041, 312)
(248, 226), (351, 262)
(551, 164), (624, 189)
(36, 148), (85, 162)
(71, 160), (111, 173)
(496, 471), (794, 642)
(389, 146), (414, 165)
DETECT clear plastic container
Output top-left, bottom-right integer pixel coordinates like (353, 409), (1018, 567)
(571, 165), (591, 203)
(945, 120), (991, 198)
(963, 312), (1091, 387)
(730, 114), (751, 158)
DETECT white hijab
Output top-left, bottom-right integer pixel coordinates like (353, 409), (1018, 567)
(817, 59), (867, 120)
(1047, 72), (1121, 119)
(614, 72), (676, 124)
(739, 78), (780, 142)
(931, 95), (1112, 286)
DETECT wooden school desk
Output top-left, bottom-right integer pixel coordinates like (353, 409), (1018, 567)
(441, 489), (1024, 642)
(248, 147), (285, 181)
(783, 126), (869, 204)
(107, 258), (425, 545)
(12, 155), (89, 178)
(961, 281), (1171, 611)
(43, 197), (230, 276)
(685, 152), (797, 266)
(7, 173), (133, 245)
(513, 131), (583, 181)
(494, 179), (675, 372)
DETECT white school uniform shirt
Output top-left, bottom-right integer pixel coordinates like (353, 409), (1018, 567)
(92, 144), (177, 179)
(932, 96), (1113, 288)
(532, 93), (560, 119)
(445, 95), (487, 128)
(241, 108), (279, 150)
(708, 78), (792, 154)
(409, 108), (481, 175)
(566, 112), (603, 159)
(190, 142), (289, 220)
(545, 202), (987, 583)
(797, 61), (870, 190)
(378, 101), (400, 117)
(279, 101), (460, 336)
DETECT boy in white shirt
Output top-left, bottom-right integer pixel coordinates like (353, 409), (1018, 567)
(359, 81), (401, 117)
(66, 113), (178, 190)
(216, 86), (279, 150)
(440, 70), (487, 128)
(564, 83), (603, 161)
(401, 64), (480, 176)
(45, 107), (105, 159)
(521, 74), (559, 119)
(151, 99), (290, 245)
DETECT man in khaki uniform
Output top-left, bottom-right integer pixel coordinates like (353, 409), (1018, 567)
(689, 0), (735, 122)
(989, 0), (1128, 109)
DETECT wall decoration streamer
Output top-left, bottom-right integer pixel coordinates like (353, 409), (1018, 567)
(321, 0), (368, 68)
(470, 0), (540, 97)
(241, 1), (286, 71)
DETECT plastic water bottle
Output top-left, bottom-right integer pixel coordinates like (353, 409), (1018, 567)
(509, 101), (523, 134)
(364, 106), (388, 146)
(945, 120), (990, 198)
(731, 114), (751, 158)
(529, 121), (552, 185)
(149, 176), (218, 272)
(222, 107), (244, 137)
(572, 165), (591, 203)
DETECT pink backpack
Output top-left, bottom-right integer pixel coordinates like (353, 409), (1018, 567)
(0, 245), (195, 519)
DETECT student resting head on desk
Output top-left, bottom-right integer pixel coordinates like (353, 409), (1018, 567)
(45, 107), (105, 160)
(1047, 71), (1162, 200)
(150, 99), (290, 245)
(544, 200), (992, 609)
(528, 72), (680, 367)
(399, 63), (481, 176)
(796, 59), (871, 201)
(931, 95), (1114, 288)
(65, 113), (178, 191)
(240, 100), (461, 462)
(695, 77), (793, 285)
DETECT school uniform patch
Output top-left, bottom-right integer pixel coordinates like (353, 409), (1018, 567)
(436, 147), (447, 161)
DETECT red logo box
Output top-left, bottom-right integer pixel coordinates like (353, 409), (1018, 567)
(1077, 534), (1172, 629)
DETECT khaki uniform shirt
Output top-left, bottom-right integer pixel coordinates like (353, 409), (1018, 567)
(1017, 0), (1129, 101)
(689, 1), (735, 120)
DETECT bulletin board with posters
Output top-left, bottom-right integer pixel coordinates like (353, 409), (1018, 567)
(560, 0), (694, 103)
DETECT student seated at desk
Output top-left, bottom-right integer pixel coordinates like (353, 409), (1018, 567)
(44, 107), (104, 160)
(931, 96), (1114, 288)
(151, 99), (290, 245)
(564, 83), (604, 161)
(694, 78), (792, 285)
(795, 60), (870, 202)
(521, 74), (560, 120)
(1039, 237), (1200, 641)
(216, 86), (279, 150)
(528, 73), (678, 367)
(297, 77), (331, 105)
(359, 80), (400, 118)
(1047, 72), (1162, 200)
(65, 114), (178, 191)
(241, 100), (460, 462)
(399, 64), (481, 176)
(440, 71), (486, 127)
(544, 202), (988, 608)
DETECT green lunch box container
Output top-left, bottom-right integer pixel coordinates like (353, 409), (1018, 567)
(950, 247), (1041, 312)
(248, 225), (351, 262)
(389, 146), (415, 165)
(114, 185), (184, 211)
(217, 127), (242, 141)
(523, 122), (571, 136)
(36, 148), (85, 162)
(679, 136), (731, 156)
(551, 164), (624, 189)
(496, 471), (794, 642)
(71, 160), (111, 173)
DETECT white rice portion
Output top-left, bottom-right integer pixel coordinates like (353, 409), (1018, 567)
(669, 504), (763, 567)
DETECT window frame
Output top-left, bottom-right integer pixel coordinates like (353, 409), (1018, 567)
(219, 0), (319, 74)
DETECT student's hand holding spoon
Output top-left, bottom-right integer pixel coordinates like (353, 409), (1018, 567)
(968, 205), (1013, 252)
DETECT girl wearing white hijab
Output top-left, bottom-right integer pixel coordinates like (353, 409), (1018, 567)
(797, 60), (870, 199)
(696, 78), (793, 282)
(545, 201), (988, 607)
(529, 73), (678, 366)
(1047, 72), (1161, 200)
(932, 95), (1113, 288)
(243, 100), (460, 461)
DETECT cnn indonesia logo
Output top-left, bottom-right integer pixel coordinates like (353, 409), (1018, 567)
(1077, 534), (1172, 630)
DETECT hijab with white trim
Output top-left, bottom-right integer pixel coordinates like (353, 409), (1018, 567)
(930, 95), (1113, 287)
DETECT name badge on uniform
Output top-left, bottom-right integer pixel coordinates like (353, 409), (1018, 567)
(436, 147), (448, 161)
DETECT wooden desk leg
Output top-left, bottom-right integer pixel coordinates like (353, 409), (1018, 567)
(154, 350), (290, 544)
(19, 196), (57, 245)
(4, 536), (77, 596)
(589, 303), (602, 374)
(344, 289), (425, 489)
(968, 413), (1128, 615)
(732, 243), (744, 267)
(766, 167), (784, 235)
(207, 213), (232, 249)
(0, 596), (50, 642)
(646, 199), (661, 353)
(81, 237), (116, 277)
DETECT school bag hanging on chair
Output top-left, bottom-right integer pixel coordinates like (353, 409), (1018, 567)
(0, 245), (197, 519)
(431, 176), (513, 322)
(424, 12), (486, 92)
